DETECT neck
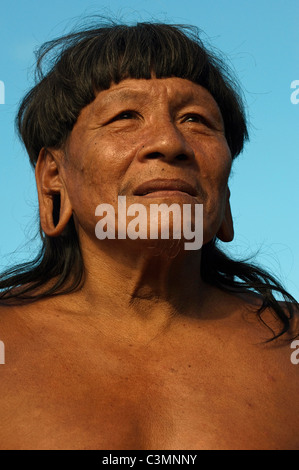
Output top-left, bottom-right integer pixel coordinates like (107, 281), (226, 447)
(74, 235), (211, 319)
(50, 234), (223, 347)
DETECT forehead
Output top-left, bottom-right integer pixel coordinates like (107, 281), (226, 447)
(91, 77), (223, 117)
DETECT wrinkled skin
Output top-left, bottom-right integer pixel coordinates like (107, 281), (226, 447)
(59, 77), (232, 248)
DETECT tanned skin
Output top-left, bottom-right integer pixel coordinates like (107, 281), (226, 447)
(0, 78), (298, 450)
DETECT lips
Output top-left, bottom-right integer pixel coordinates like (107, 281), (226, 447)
(133, 179), (197, 197)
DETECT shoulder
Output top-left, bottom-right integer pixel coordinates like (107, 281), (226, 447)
(0, 297), (55, 348)
(237, 294), (299, 390)
(233, 289), (299, 341)
(0, 303), (33, 351)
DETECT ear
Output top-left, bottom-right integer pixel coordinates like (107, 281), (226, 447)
(216, 187), (234, 242)
(35, 148), (73, 237)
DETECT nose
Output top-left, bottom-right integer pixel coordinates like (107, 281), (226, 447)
(136, 120), (195, 164)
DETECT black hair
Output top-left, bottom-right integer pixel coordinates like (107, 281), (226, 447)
(1, 19), (298, 341)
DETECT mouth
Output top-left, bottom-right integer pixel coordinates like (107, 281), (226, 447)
(133, 179), (198, 198)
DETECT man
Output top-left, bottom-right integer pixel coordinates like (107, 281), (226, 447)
(0, 21), (298, 450)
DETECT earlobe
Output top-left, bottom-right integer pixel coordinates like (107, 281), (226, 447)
(35, 148), (73, 237)
(216, 187), (234, 242)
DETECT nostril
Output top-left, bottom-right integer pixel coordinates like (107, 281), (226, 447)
(147, 152), (163, 159)
(176, 154), (188, 161)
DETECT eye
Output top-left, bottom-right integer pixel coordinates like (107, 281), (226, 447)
(111, 110), (137, 121)
(183, 114), (207, 124)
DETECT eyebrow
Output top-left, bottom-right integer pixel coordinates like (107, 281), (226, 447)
(95, 86), (224, 125)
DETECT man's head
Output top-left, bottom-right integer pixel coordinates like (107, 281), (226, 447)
(17, 21), (248, 249)
(36, 76), (233, 249)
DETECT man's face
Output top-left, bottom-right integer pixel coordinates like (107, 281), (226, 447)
(59, 77), (232, 245)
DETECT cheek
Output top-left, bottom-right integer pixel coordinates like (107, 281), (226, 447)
(197, 139), (232, 198)
(62, 135), (137, 234)
(66, 135), (127, 197)
(195, 139), (232, 241)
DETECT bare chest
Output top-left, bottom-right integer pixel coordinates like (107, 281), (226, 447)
(1, 344), (298, 450)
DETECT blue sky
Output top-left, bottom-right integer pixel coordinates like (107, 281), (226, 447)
(0, 0), (298, 300)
